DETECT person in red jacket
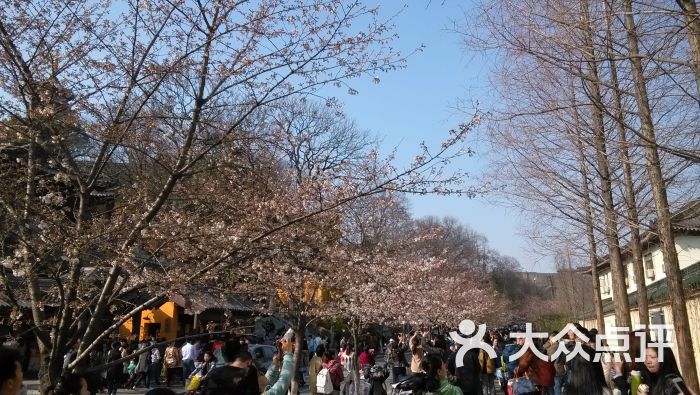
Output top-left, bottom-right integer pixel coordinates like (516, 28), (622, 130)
(359, 346), (375, 371)
(322, 350), (344, 393)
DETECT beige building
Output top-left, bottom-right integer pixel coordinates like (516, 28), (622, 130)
(581, 202), (700, 379)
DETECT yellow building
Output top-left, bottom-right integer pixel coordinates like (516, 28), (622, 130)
(119, 294), (257, 340)
(120, 301), (179, 340)
(277, 281), (330, 306)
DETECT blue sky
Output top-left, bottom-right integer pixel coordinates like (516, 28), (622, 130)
(320, 2), (553, 272)
(98, 1), (548, 270)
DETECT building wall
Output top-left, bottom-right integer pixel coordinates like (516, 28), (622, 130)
(140, 302), (178, 340)
(677, 234), (700, 269)
(277, 281), (329, 305)
(119, 301), (179, 341)
(119, 317), (134, 339)
(598, 234), (700, 299)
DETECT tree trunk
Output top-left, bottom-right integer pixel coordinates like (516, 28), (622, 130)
(22, 138), (58, 394)
(623, 0), (699, 390)
(28, 261), (56, 395)
(580, 153), (606, 331)
(77, 265), (121, 361)
(676, 0), (700, 97)
(570, 75), (606, 332)
(290, 315), (306, 395)
(330, 327), (335, 353)
(352, 322), (361, 395)
(604, 0), (650, 326)
(581, 0), (631, 328)
(614, 127), (650, 327)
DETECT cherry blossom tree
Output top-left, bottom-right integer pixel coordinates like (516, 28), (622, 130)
(0, 2), (497, 392)
(200, 99), (488, 392)
(0, 0), (413, 389)
(320, 193), (508, 394)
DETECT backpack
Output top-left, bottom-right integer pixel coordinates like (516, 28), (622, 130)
(316, 368), (334, 394)
(511, 369), (537, 395)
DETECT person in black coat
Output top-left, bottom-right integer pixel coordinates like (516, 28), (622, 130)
(105, 342), (123, 395)
(448, 348), (481, 395)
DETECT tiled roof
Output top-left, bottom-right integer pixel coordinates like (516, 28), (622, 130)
(586, 200), (700, 272)
(582, 260), (700, 319)
(0, 269), (106, 309)
(171, 292), (258, 314)
(671, 200), (700, 232)
(0, 293), (30, 308)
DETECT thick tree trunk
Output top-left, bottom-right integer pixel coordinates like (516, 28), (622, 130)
(31, 281), (55, 395)
(623, 0), (699, 390)
(676, 0), (700, 98)
(581, 0), (631, 329)
(27, 263), (55, 392)
(603, 1), (650, 326)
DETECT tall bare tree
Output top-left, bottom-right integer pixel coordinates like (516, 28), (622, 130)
(622, 0), (698, 388)
(462, 5), (699, 381)
(675, 0), (700, 96)
(603, 0), (650, 326)
(570, 84), (606, 330)
(579, 0), (631, 328)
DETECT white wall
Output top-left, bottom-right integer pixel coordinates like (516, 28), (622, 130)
(597, 233), (700, 299)
(676, 234), (700, 269)
(588, 234), (700, 380)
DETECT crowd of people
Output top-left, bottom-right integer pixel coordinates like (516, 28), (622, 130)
(295, 325), (696, 395)
(58, 337), (218, 393)
(0, 331), (299, 395)
(0, 323), (696, 395)
(376, 324), (695, 395)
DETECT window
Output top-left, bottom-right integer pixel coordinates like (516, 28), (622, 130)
(650, 309), (668, 342)
(600, 275), (610, 294)
(629, 265), (636, 287)
(644, 253), (655, 280)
